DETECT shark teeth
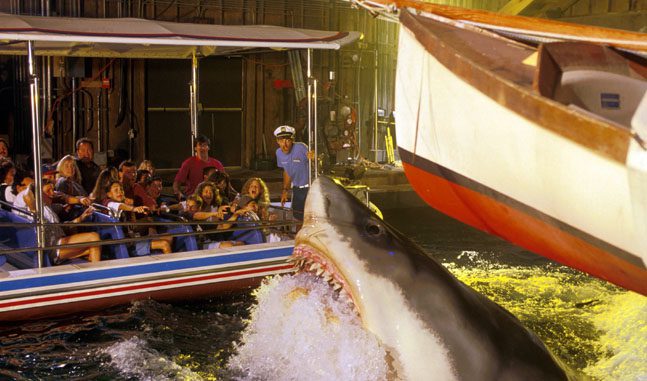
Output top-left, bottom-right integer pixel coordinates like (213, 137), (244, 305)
(291, 245), (359, 317)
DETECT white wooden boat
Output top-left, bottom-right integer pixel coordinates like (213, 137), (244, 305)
(358, 1), (647, 295)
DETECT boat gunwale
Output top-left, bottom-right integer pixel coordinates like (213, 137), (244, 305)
(400, 9), (635, 164)
(368, 0), (647, 52)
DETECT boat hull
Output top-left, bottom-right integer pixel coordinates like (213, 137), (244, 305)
(0, 242), (294, 321)
(395, 11), (647, 295)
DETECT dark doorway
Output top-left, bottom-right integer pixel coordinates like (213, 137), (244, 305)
(146, 57), (242, 168)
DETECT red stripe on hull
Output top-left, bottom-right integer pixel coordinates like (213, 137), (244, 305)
(403, 162), (647, 296)
(0, 277), (264, 322)
(0, 264), (293, 322)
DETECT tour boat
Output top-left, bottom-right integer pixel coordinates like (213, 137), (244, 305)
(357, 1), (647, 295)
(0, 13), (358, 321)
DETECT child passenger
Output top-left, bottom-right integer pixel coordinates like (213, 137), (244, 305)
(104, 180), (171, 254)
(181, 194), (242, 249)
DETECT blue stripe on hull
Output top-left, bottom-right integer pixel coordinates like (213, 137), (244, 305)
(1, 246), (293, 292)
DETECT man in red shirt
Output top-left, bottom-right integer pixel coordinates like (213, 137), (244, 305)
(173, 134), (225, 200)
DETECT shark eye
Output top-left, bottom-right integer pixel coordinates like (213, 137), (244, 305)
(365, 221), (383, 236)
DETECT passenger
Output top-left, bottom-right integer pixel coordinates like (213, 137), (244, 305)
(138, 160), (155, 176)
(173, 134), (225, 201)
(218, 195), (261, 230)
(0, 159), (16, 208)
(42, 163), (58, 182)
(0, 138), (9, 160)
(13, 168), (89, 219)
(136, 169), (151, 186)
(202, 166), (217, 183)
(179, 194), (242, 249)
(134, 176), (165, 211)
(118, 160), (137, 202)
(1, 169), (33, 210)
(274, 125), (314, 221)
(56, 155), (92, 202)
(146, 177), (164, 207)
(22, 179), (101, 263)
(75, 137), (101, 195)
(240, 177), (274, 221)
(104, 180), (171, 254)
(90, 166), (119, 203)
(194, 181), (220, 212)
(208, 170), (238, 205)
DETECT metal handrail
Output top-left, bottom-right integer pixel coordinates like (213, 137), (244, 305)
(0, 219), (299, 255)
(0, 218), (293, 228)
(0, 199), (35, 217)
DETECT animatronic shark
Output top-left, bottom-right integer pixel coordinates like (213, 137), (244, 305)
(293, 176), (571, 381)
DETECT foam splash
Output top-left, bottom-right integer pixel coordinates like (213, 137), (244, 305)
(103, 337), (203, 381)
(227, 273), (388, 381)
(584, 292), (647, 381)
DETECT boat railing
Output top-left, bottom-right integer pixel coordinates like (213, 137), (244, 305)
(90, 202), (118, 220)
(0, 199), (35, 218)
(0, 215), (299, 257)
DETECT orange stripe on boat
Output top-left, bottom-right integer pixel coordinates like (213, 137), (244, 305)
(403, 162), (647, 296)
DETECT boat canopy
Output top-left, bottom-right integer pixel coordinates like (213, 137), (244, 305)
(0, 12), (360, 58)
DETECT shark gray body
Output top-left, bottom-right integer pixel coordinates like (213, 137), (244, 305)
(294, 176), (570, 381)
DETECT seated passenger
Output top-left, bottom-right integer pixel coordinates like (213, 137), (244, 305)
(56, 154), (93, 220)
(240, 177), (276, 221)
(1, 170), (33, 210)
(203, 166), (217, 183)
(23, 179), (101, 263)
(136, 169), (151, 187)
(118, 160), (137, 202)
(138, 160), (156, 176)
(55, 154), (92, 202)
(181, 194), (242, 249)
(208, 170), (238, 205)
(194, 181), (221, 212)
(90, 166), (119, 203)
(134, 176), (166, 212)
(0, 159), (16, 208)
(13, 168), (93, 219)
(104, 180), (171, 254)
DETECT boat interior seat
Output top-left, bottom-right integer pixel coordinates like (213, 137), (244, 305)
(231, 214), (266, 245)
(88, 211), (130, 260)
(534, 41), (647, 128)
(154, 216), (198, 253)
(0, 209), (52, 268)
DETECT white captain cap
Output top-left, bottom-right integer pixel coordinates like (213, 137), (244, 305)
(274, 125), (295, 138)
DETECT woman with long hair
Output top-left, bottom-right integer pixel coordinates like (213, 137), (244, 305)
(239, 177), (271, 220)
(55, 155), (89, 198)
(90, 166), (119, 203)
(194, 181), (221, 212)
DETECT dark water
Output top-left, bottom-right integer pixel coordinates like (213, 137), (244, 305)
(0, 205), (645, 380)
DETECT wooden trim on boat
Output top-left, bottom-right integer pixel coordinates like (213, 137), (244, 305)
(369, 1), (647, 52)
(400, 9), (633, 164)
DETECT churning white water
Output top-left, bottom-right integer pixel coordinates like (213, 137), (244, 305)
(227, 273), (388, 381)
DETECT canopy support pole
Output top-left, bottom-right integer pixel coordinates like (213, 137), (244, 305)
(190, 50), (199, 149)
(28, 40), (45, 268)
(313, 78), (318, 179)
(307, 48), (313, 185)
(373, 48), (379, 162)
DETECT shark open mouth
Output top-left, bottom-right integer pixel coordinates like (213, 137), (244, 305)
(291, 244), (358, 314)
